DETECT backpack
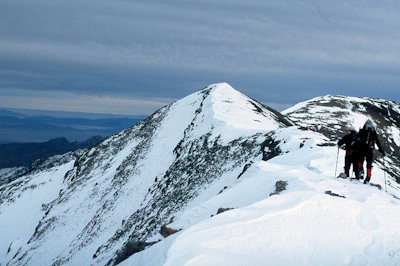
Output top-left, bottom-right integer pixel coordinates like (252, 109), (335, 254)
(357, 125), (375, 148)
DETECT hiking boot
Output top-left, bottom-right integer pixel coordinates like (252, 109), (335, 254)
(359, 170), (364, 179)
(338, 173), (347, 179)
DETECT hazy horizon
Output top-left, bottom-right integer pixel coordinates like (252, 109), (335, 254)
(1, 1), (399, 115)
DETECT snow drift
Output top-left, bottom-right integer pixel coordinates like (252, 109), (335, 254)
(1, 83), (399, 265)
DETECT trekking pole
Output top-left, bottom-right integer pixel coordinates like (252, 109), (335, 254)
(383, 156), (387, 193)
(335, 147), (339, 178)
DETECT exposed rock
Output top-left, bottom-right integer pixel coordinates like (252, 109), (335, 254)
(216, 207), (234, 215)
(237, 162), (253, 179)
(262, 135), (282, 161)
(218, 186), (228, 194)
(325, 191), (346, 198)
(270, 180), (288, 196)
(111, 240), (159, 265)
(160, 224), (180, 238)
(369, 183), (382, 190)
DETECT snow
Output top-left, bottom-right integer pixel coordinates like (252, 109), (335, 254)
(284, 103), (371, 132)
(1, 85), (399, 266)
(124, 127), (400, 266)
(1, 82), (292, 265)
(0, 161), (74, 263)
(211, 83), (280, 131)
(389, 126), (400, 147)
(163, 192), (400, 266)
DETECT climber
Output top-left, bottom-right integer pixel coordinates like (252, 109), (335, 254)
(337, 126), (358, 179)
(352, 120), (385, 184)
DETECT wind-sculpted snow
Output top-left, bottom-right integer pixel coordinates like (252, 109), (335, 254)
(123, 127), (400, 266)
(2, 83), (291, 265)
(283, 95), (400, 185)
(2, 86), (399, 266)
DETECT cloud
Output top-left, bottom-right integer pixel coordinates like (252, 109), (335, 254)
(0, 88), (172, 115)
(1, 0), (400, 114)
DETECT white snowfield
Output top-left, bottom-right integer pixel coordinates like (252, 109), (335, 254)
(1, 83), (399, 266)
(211, 83), (286, 131)
(124, 127), (400, 266)
(0, 162), (75, 262)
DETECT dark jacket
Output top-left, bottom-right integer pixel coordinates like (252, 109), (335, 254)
(338, 131), (357, 155)
(354, 126), (384, 153)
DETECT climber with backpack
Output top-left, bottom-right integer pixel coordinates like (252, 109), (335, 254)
(352, 120), (385, 184)
(337, 126), (358, 179)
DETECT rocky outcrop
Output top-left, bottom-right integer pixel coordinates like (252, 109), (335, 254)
(270, 180), (288, 196)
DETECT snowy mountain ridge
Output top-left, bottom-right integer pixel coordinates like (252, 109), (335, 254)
(1, 83), (400, 265)
(283, 94), (400, 184)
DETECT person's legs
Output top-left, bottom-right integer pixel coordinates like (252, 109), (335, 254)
(351, 155), (359, 179)
(344, 154), (351, 176)
(364, 149), (373, 183)
(353, 151), (364, 179)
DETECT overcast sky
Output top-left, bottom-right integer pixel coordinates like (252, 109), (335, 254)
(1, 0), (399, 115)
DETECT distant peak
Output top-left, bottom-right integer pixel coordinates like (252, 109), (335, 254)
(202, 82), (236, 93)
(205, 83), (290, 130)
(47, 137), (70, 144)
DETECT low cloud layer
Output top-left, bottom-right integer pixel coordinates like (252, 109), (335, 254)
(1, 0), (399, 114)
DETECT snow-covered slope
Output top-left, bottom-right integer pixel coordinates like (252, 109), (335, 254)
(124, 127), (400, 266)
(0, 150), (83, 187)
(0, 162), (75, 261)
(1, 83), (292, 265)
(1, 86), (399, 265)
(283, 95), (400, 185)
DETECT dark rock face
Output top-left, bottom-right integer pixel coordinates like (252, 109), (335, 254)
(112, 240), (158, 265)
(262, 134), (282, 161)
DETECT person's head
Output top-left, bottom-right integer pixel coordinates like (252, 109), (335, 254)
(349, 126), (356, 133)
(364, 119), (375, 131)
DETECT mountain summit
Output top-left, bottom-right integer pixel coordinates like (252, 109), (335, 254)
(1, 84), (400, 265)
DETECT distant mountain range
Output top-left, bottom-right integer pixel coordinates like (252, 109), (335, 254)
(0, 108), (147, 144)
(0, 136), (104, 169)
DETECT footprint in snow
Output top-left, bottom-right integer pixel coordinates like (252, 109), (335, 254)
(364, 235), (384, 257)
(357, 208), (380, 231)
